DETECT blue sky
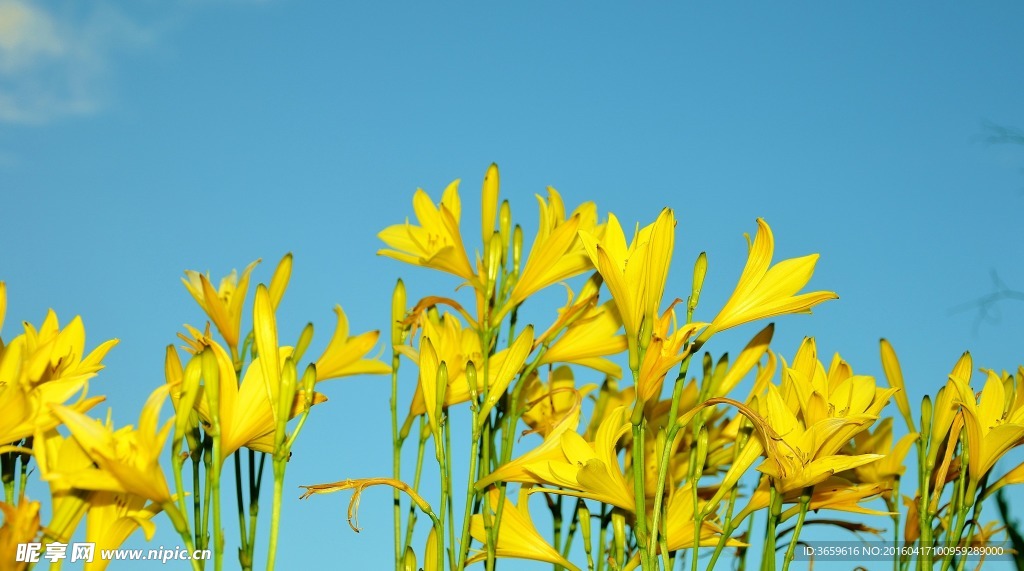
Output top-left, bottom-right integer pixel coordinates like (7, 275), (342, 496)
(2, 2), (1024, 569)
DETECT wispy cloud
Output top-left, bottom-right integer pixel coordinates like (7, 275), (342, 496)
(0, 0), (151, 124)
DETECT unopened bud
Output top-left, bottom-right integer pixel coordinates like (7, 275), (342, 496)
(391, 279), (407, 346)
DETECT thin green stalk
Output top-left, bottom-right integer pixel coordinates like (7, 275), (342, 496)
(596, 504), (610, 571)
(210, 429), (224, 571)
(457, 415), (483, 569)
(560, 496), (580, 566)
(390, 349), (403, 571)
(631, 420), (653, 570)
(245, 451), (263, 571)
(266, 458), (286, 571)
(201, 433), (214, 553)
(443, 414), (457, 571)
(164, 501), (205, 571)
(781, 488), (811, 571)
(192, 443), (203, 551)
(402, 421), (429, 556)
(1, 451), (13, 504)
(647, 347), (701, 557)
(761, 486), (781, 571)
(17, 447), (29, 501)
(232, 452), (249, 570)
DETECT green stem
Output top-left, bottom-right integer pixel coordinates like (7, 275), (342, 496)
(781, 489), (811, 571)
(391, 350), (403, 571)
(266, 458), (286, 571)
(232, 452), (249, 570)
(631, 420), (653, 570)
(402, 422), (429, 556)
(164, 501), (204, 571)
(457, 420), (483, 569)
(761, 486), (781, 571)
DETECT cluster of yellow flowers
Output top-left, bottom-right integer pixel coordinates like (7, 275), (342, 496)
(303, 165), (1024, 571)
(2, 164), (1023, 571)
(0, 257), (388, 571)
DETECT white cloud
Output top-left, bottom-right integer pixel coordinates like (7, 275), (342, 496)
(0, 0), (150, 124)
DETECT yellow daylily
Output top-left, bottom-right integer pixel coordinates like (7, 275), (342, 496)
(0, 499), (40, 570)
(33, 427), (95, 542)
(313, 305), (391, 381)
(405, 314), (533, 422)
(525, 405), (635, 511)
(49, 386), (174, 505)
(169, 337), (324, 460)
(518, 367), (595, 438)
(754, 385), (884, 494)
(635, 307), (705, 405)
(378, 181), (477, 284)
(507, 188), (601, 308)
(182, 260), (259, 349)
(83, 492), (162, 571)
(540, 299), (627, 379)
(702, 218), (837, 340)
(0, 364), (104, 447)
(476, 383), (588, 489)
(846, 418), (918, 489)
(953, 369), (1024, 490)
(580, 209), (674, 370)
(468, 489), (581, 571)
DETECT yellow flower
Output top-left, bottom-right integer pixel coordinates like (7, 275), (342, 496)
(525, 405), (635, 511)
(711, 324), (774, 399)
(635, 308), (704, 404)
(0, 499), (40, 571)
(404, 314), (533, 422)
(735, 476), (891, 527)
(953, 368), (1024, 489)
(847, 418), (918, 487)
(50, 386), (174, 505)
(518, 367), (595, 438)
(579, 209), (675, 368)
(476, 382), (588, 489)
(83, 492), (162, 571)
(468, 489), (580, 571)
(378, 181), (477, 284)
(313, 305), (391, 381)
(539, 298), (627, 380)
(0, 306), (115, 446)
(33, 427), (95, 542)
(507, 188), (601, 308)
(182, 260), (259, 349)
(169, 337), (324, 460)
(702, 219), (837, 339)
(754, 384), (884, 494)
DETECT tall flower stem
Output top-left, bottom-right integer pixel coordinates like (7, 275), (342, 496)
(781, 488), (811, 571)
(163, 501), (204, 571)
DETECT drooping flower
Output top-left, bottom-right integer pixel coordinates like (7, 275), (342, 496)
(702, 219), (837, 339)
